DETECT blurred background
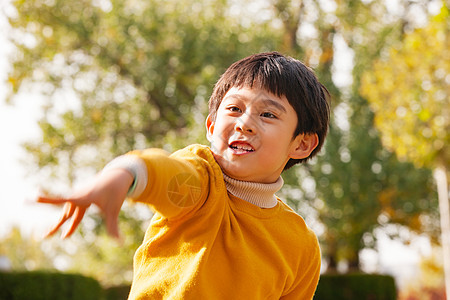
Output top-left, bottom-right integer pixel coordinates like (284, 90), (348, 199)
(0, 0), (448, 299)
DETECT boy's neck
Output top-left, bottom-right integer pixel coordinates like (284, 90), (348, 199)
(223, 174), (283, 208)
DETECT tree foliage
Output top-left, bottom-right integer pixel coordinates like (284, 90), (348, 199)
(280, 0), (440, 270)
(7, 0), (279, 183)
(360, 5), (449, 169)
(360, 4), (450, 293)
(0, 227), (58, 271)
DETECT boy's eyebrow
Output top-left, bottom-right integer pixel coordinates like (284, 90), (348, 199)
(224, 94), (287, 113)
(260, 99), (287, 113)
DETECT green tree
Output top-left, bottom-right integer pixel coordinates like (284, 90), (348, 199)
(7, 0), (279, 183)
(360, 4), (450, 294)
(273, 0), (439, 272)
(0, 227), (56, 271)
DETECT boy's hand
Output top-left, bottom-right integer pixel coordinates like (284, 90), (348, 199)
(37, 169), (134, 239)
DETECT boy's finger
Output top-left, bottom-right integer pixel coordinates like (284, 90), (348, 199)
(37, 196), (68, 205)
(61, 206), (86, 239)
(44, 203), (76, 237)
(37, 196), (90, 207)
(105, 216), (120, 239)
(44, 224), (62, 238)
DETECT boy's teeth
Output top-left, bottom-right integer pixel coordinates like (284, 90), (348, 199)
(231, 144), (254, 151)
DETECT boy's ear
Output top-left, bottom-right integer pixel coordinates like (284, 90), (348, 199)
(289, 133), (319, 160)
(205, 114), (215, 142)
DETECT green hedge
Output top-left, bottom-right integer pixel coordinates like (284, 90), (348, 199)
(1, 271), (396, 300)
(0, 271), (103, 300)
(314, 273), (397, 300)
(104, 285), (131, 300)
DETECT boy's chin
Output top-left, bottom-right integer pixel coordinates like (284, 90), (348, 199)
(221, 166), (259, 182)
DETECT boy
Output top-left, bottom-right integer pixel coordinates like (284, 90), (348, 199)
(38, 52), (330, 299)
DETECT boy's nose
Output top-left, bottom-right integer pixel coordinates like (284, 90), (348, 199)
(234, 114), (255, 134)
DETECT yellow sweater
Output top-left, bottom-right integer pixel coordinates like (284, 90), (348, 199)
(126, 144), (321, 299)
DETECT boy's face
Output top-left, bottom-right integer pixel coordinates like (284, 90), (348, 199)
(206, 86), (318, 183)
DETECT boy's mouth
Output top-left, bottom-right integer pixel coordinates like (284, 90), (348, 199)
(229, 141), (255, 154)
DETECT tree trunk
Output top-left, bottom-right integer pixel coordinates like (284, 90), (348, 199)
(327, 254), (338, 273)
(325, 237), (338, 273)
(433, 165), (450, 298)
(348, 255), (360, 273)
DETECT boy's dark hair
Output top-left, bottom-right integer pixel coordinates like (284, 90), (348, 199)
(208, 51), (330, 169)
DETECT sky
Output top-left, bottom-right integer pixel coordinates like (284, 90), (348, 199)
(0, 0), (437, 288)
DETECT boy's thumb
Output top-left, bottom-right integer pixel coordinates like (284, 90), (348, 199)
(106, 216), (121, 240)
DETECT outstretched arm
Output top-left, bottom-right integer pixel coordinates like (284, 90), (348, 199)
(37, 168), (134, 239)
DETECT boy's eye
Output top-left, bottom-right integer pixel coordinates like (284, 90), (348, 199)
(261, 112), (276, 118)
(227, 106), (241, 112)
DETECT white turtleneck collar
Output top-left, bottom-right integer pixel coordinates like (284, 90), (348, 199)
(222, 173), (284, 208)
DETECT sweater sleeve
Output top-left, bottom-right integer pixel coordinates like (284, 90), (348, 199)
(124, 147), (210, 219)
(102, 154), (148, 198)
